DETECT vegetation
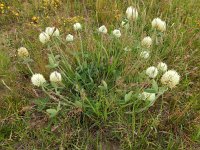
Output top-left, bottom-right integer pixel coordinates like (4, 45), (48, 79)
(0, 0), (199, 149)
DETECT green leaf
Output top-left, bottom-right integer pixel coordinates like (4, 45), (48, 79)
(125, 91), (133, 102)
(152, 79), (158, 92)
(74, 101), (83, 108)
(98, 80), (108, 90)
(34, 98), (49, 111)
(144, 88), (157, 93)
(158, 87), (168, 95)
(46, 109), (58, 118)
(57, 102), (61, 111)
(101, 80), (108, 89)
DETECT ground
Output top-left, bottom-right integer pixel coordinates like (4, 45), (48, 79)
(0, 0), (200, 149)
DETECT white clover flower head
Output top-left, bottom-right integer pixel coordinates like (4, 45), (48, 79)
(126, 6), (138, 21)
(161, 70), (180, 88)
(146, 66), (158, 78)
(152, 18), (166, 32)
(157, 62), (168, 72)
(98, 25), (107, 34)
(140, 51), (150, 59)
(50, 71), (62, 83)
(39, 32), (50, 44)
(121, 21), (129, 29)
(73, 23), (82, 31)
(141, 36), (152, 48)
(45, 27), (60, 37)
(31, 73), (46, 87)
(17, 47), (29, 58)
(66, 34), (74, 42)
(139, 92), (156, 102)
(112, 29), (121, 38)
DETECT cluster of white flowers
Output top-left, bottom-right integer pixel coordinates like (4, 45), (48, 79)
(66, 34), (74, 42)
(39, 27), (59, 44)
(45, 27), (60, 37)
(141, 62), (180, 102)
(140, 51), (150, 59)
(112, 29), (121, 38)
(126, 6), (138, 21)
(145, 62), (180, 89)
(141, 36), (152, 48)
(161, 70), (180, 88)
(146, 66), (158, 78)
(31, 73), (46, 87)
(31, 71), (62, 87)
(152, 18), (166, 32)
(32, 5), (180, 110)
(17, 47), (29, 58)
(98, 25), (108, 34)
(73, 23), (82, 31)
(50, 71), (62, 83)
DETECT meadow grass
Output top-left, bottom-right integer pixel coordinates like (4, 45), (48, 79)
(0, 0), (200, 149)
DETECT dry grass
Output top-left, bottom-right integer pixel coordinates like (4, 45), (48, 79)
(0, 0), (199, 149)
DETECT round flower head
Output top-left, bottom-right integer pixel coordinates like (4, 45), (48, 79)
(31, 73), (46, 87)
(73, 23), (82, 31)
(45, 27), (60, 37)
(161, 70), (180, 88)
(126, 6), (138, 21)
(121, 21), (129, 29)
(140, 51), (150, 59)
(39, 32), (50, 44)
(157, 62), (167, 72)
(66, 34), (74, 42)
(140, 92), (156, 102)
(141, 36), (152, 48)
(152, 18), (166, 32)
(50, 71), (62, 83)
(98, 25), (107, 34)
(146, 66), (158, 78)
(17, 47), (29, 58)
(112, 29), (121, 38)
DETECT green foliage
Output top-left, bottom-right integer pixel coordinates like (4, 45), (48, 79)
(0, 0), (199, 149)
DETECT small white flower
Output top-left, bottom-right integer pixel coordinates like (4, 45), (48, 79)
(39, 32), (50, 44)
(140, 51), (150, 59)
(50, 71), (62, 83)
(73, 23), (82, 31)
(17, 47), (29, 58)
(140, 92), (156, 102)
(157, 62), (167, 72)
(161, 70), (180, 88)
(45, 27), (60, 36)
(141, 36), (152, 48)
(31, 73), (46, 87)
(146, 66), (158, 78)
(121, 21), (129, 29)
(66, 34), (74, 42)
(126, 6), (138, 21)
(112, 29), (121, 38)
(98, 25), (107, 34)
(152, 18), (166, 32)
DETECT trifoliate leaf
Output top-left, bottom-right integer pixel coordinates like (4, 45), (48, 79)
(125, 91), (133, 102)
(46, 109), (58, 118)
